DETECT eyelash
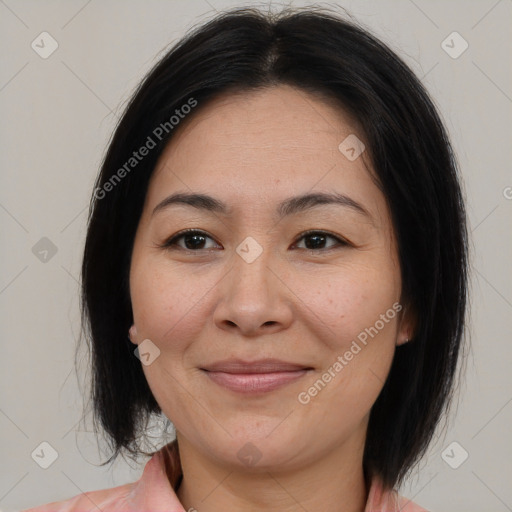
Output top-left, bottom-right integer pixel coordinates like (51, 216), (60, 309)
(160, 228), (349, 254)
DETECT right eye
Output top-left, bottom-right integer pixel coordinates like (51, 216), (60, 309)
(162, 229), (221, 252)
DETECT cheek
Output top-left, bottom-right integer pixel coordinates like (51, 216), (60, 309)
(130, 258), (218, 353)
(295, 261), (400, 349)
(298, 265), (400, 416)
(294, 262), (399, 403)
(130, 260), (216, 413)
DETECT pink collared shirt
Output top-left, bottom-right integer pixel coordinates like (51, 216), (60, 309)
(22, 440), (428, 512)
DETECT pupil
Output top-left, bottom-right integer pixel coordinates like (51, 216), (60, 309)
(186, 234), (205, 250)
(306, 234), (325, 249)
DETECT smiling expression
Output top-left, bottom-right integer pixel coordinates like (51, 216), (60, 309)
(128, 84), (411, 470)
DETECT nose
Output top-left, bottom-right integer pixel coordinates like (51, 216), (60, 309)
(213, 248), (294, 337)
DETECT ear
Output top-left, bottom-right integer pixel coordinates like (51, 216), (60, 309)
(128, 324), (138, 345)
(396, 303), (417, 346)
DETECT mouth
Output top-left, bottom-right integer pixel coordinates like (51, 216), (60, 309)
(200, 358), (313, 394)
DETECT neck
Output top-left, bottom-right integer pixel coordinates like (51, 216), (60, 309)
(175, 433), (368, 512)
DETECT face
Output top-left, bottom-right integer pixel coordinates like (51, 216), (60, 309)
(129, 84), (411, 471)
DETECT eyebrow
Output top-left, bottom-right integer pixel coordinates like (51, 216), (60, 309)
(152, 191), (373, 222)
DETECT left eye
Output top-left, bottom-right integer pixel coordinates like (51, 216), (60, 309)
(162, 229), (347, 252)
(292, 230), (347, 251)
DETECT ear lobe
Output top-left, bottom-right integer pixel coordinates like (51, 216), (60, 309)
(396, 333), (410, 346)
(397, 302), (417, 346)
(128, 324), (138, 344)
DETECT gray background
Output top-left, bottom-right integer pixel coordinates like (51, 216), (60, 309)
(1, 1), (511, 511)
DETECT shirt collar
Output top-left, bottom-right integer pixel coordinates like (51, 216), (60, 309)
(128, 439), (421, 512)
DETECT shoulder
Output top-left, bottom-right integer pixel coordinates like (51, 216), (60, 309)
(19, 448), (170, 512)
(19, 447), (180, 512)
(395, 494), (430, 512)
(20, 481), (135, 512)
(366, 477), (429, 512)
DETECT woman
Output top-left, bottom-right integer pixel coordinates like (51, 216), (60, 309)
(24, 5), (468, 511)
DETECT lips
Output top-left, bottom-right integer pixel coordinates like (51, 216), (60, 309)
(201, 358), (310, 373)
(200, 358), (312, 394)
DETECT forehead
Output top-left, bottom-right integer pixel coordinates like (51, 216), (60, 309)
(147, 85), (380, 217)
